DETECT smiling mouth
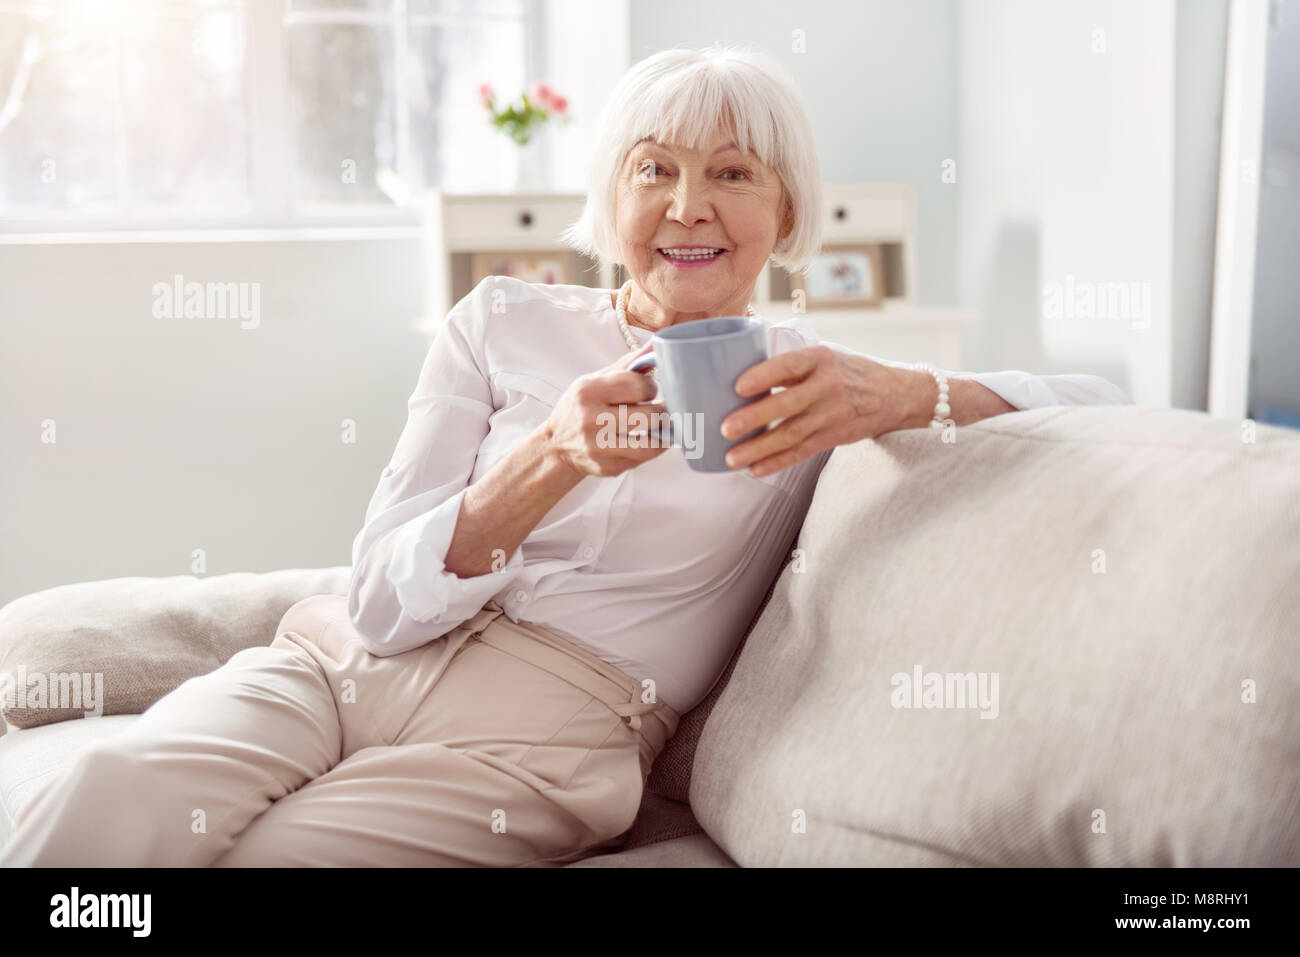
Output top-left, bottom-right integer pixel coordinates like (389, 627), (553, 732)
(658, 247), (728, 262)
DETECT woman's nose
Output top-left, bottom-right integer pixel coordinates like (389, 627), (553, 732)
(666, 173), (715, 224)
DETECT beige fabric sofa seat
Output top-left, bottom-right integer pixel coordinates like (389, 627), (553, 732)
(3, 405), (1298, 866)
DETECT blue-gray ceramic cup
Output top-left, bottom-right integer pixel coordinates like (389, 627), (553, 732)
(627, 315), (770, 472)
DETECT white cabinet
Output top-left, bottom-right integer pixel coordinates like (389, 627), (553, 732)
(410, 191), (612, 340)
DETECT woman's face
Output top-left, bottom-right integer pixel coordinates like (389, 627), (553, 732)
(614, 128), (790, 321)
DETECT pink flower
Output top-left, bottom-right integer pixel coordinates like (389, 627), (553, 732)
(478, 83), (494, 108)
(549, 94), (567, 115)
(530, 82), (553, 105)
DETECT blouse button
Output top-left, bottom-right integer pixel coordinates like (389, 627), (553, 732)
(381, 466), (394, 478)
(513, 589), (528, 603)
(582, 546), (595, 559)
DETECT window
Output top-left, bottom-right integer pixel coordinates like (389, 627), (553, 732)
(0, 0), (536, 228)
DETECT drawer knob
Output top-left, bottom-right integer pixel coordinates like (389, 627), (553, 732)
(519, 210), (534, 227)
(833, 205), (848, 221)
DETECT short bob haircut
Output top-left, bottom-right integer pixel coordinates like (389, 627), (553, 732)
(561, 44), (824, 277)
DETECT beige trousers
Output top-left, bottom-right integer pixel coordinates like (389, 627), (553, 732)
(0, 595), (680, 867)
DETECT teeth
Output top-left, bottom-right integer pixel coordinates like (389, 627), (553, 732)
(661, 248), (723, 260)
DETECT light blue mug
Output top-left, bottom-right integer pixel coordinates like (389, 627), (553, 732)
(627, 315), (770, 472)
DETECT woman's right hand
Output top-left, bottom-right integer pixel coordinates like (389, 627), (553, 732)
(541, 341), (672, 478)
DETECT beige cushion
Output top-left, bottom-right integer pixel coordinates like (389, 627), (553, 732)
(690, 406), (1300, 866)
(0, 568), (350, 729)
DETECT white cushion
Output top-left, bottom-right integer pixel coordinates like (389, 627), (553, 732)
(0, 715), (139, 852)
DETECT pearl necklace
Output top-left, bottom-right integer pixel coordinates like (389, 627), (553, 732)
(614, 280), (755, 381)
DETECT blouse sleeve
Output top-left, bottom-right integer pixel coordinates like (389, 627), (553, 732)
(346, 275), (525, 656)
(769, 316), (1133, 408)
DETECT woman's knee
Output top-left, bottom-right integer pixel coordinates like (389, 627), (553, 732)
(63, 735), (150, 796)
(274, 593), (347, 641)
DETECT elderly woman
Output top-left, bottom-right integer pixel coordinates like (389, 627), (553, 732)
(1, 45), (1128, 869)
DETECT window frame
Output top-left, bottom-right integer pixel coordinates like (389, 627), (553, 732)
(0, 0), (544, 237)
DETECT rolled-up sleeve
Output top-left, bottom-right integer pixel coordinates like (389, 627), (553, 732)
(347, 276), (525, 656)
(780, 316), (1133, 409)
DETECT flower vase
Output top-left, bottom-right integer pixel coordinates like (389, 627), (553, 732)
(513, 134), (545, 193)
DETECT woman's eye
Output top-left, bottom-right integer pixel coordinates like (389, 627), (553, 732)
(639, 163), (666, 180)
(723, 168), (749, 180)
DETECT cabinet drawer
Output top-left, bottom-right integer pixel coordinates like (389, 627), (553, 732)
(444, 198), (584, 250)
(821, 191), (912, 242)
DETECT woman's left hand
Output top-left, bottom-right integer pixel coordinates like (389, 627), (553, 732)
(718, 346), (926, 478)
(720, 346), (1019, 477)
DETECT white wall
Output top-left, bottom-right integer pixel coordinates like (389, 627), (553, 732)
(957, 0), (1177, 405)
(544, 0), (631, 192)
(0, 237), (427, 606)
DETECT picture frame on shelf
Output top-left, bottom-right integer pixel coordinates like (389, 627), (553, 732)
(470, 250), (578, 286)
(789, 243), (886, 308)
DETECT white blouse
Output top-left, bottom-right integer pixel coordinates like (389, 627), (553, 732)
(347, 276), (1132, 715)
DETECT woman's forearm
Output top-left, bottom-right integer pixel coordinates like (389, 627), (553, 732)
(442, 425), (584, 579)
(892, 367), (1018, 429)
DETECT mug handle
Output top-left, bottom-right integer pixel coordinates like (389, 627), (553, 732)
(626, 351), (675, 444)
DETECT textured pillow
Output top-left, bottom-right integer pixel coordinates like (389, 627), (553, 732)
(0, 568), (350, 729)
(690, 406), (1300, 866)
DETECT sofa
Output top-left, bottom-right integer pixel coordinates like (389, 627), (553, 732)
(3, 404), (1298, 866)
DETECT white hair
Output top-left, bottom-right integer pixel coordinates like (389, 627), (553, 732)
(561, 43), (824, 276)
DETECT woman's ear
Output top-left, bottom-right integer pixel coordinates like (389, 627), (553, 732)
(778, 203), (794, 240)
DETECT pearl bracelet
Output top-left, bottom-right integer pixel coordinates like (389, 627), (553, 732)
(911, 363), (951, 429)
